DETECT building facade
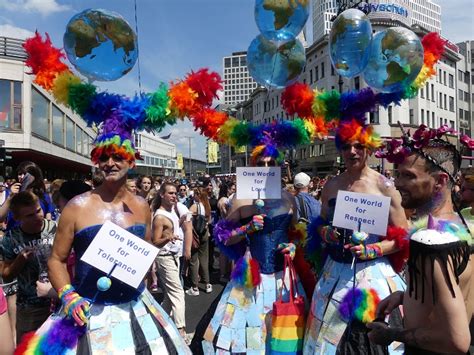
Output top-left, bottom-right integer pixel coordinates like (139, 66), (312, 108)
(0, 36), (95, 179)
(222, 51), (259, 105)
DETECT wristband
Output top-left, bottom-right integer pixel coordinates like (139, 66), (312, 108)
(358, 242), (383, 260)
(59, 284), (90, 326)
(320, 225), (340, 244)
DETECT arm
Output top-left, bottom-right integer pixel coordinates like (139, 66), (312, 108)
(0, 184), (20, 222)
(182, 219), (192, 261)
(2, 251), (32, 280)
(368, 258), (471, 353)
(151, 215), (176, 248)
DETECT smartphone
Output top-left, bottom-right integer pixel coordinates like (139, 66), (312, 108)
(20, 173), (35, 192)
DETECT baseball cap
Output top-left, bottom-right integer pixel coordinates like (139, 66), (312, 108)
(294, 172), (311, 188)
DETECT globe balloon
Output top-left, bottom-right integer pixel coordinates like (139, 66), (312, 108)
(255, 0), (309, 44)
(329, 9), (372, 78)
(247, 35), (306, 89)
(63, 9), (138, 82)
(363, 27), (424, 93)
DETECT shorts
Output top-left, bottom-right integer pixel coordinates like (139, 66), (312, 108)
(0, 287), (7, 315)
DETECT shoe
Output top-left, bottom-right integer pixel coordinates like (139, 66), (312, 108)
(150, 284), (158, 292)
(205, 284), (213, 293)
(186, 287), (199, 296)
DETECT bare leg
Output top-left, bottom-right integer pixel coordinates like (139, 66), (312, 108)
(7, 295), (16, 347)
(0, 311), (14, 355)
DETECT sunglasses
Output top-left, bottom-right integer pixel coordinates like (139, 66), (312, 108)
(179, 188), (186, 191)
(98, 154), (125, 163)
(256, 160), (277, 167)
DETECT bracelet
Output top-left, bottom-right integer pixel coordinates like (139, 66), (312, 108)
(58, 284), (75, 300)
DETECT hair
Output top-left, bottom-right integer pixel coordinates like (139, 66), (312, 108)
(16, 161), (46, 199)
(218, 183), (230, 200)
(10, 191), (39, 217)
(178, 184), (187, 191)
(421, 139), (461, 189)
(59, 180), (91, 202)
(193, 187), (211, 218)
(138, 175), (153, 189)
(151, 182), (177, 212)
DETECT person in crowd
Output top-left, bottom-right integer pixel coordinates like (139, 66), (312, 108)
(126, 178), (138, 194)
(137, 175), (153, 199)
(294, 172), (321, 222)
(303, 121), (408, 354)
(460, 167), (474, 234)
(0, 179), (8, 207)
(154, 176), (163, 192)
(43, 141), (190, 353)
(0, 161), (55, 230)
(204, 179), (218, 275)
(368, 131), (473, 354)
(384, 169), (395, 182)
(151, 182), (189, 341)
(177, 184), (190, 206)
(1, 191), (57, 343)
(186, 187), (212, 296)
(0, 285), (14, 355)
(216, 183), (235, 282)
(91, 170), (104, 188)
(194, 156), (305, 354)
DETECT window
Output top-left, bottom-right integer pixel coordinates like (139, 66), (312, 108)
(388, 105), (393, 124)
(465, 92), (470, 102)
(449, 96), (454, 112)
(331, 65), (335, 76)
(444, 94), (447, 109)
(459, 109), (464, 119)
(309, 69), (313, 84)
(431, 84), (435, 102)
(459, 89), (463, 98)
(66, 117), (75, 151)
(240, 57), (246, 66)
(458, 69), (463, 81)
(76, 128), (83, 154)
(369, 111), (379, 124)
(410, 109), (414, 125)
(52, 105), (64, 146)
(432, 112), (435, 127)
(426, 83), (429, 100)
(439, 93), (443, 108)
(421, 109), (424, 125)
(315, 66), (319, 81)
(321, 62), (325, 78)
(224, 58), (231, 68)
(31, 88), (50, 139)
(448, 74), (454, 88)
(420, 88), (424, 98)
(443, 71), (446, 85)
(0, 80), (22, 130)
(232, 57), (239, 66)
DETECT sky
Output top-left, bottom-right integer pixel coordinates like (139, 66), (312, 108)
(0, 0), (472, 160)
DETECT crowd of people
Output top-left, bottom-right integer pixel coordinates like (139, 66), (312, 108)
(0, 135), (473, 354)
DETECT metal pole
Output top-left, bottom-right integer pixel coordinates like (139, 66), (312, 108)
(184, 136), (192, 178)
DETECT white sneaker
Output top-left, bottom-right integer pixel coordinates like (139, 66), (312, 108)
(186, 287), (199, 296)
(205, 284), (213, 293)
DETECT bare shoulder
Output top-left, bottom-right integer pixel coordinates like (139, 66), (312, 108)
(371, 170), (399, 198)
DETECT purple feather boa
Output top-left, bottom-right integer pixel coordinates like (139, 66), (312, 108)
(213, 219), (247, 261)
(40, 317), (86, 354)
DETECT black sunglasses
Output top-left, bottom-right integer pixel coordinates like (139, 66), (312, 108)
(98, 154), (125, 163)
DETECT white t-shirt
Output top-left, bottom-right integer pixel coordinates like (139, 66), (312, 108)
(154, 208), (182, 256)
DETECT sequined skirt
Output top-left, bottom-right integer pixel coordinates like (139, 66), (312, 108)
(303, 256), (406, 354)
(201, 270), (307, 354)
(34, 289), (191, 354)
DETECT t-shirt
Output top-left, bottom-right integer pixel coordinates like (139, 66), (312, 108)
(5, 191), (55, 231)
(1, 219), (56, 306)
(295, 192), (322, 221)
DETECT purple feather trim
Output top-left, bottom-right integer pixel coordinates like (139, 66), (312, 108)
(40, 317), (86, 355)
(338, 288), (364, 322)
(213, 219), (246, 260)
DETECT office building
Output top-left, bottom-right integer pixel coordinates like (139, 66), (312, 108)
(222, 51), (258, 105)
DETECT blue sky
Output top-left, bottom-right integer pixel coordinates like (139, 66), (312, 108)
(0, 0), (472, 160)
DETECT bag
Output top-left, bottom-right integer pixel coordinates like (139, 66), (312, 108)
(192, 204), (208, 249)
(296, 194), (309, 225)
(270, 254), (305, 354)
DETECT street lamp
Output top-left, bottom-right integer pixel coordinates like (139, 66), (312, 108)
(184, 136), (193, 178)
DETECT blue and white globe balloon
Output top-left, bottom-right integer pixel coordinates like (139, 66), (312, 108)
(64, 9), (138, 82)
(255, 0), (309, 44)
(329, 9), (372, 78)
(247, 35), (306, 89)
(363, 27), (424, 93)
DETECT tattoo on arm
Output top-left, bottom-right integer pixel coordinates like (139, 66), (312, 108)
(391, 328), (420, 348)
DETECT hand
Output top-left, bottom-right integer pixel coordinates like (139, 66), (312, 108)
(320, 225), (340, 244)
(184, 248), (191, 261)
(346, 242), (383, 260)
(19, 249), (33, 261)
(9, 183), (21, 195)
(278, 243), (296, 259)
(367, 321), (393, 346)
(36, 281), (54, 298)
(59, 284), (90, 326)
(376, 291), (404, 319)
(246, 214), (265, 233)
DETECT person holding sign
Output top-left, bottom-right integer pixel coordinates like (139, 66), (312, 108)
(194, 155), (307, 354)
(303, 120), (408, 354)
(25, 138), (191, 353)
(367, 125), (473, 354)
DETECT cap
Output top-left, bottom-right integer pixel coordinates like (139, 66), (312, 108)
(294, 172), (311, 188)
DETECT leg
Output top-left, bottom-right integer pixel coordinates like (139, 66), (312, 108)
(0, 291), (13, 355)
(6, 294), (16, 346)
(155, 256), (172, 314)
(188, 250), (200, 289)
(198, 237), (210, 285)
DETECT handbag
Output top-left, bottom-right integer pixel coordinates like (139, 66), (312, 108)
(270, 254), (305, 354)
(192, 203), (207, 249)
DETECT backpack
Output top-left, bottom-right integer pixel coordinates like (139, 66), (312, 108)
(192, 203), (208, 238)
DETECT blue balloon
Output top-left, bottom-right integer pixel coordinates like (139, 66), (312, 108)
(363, 27), (424, 93)
(97, 276), (112, 291)
(329, 9), (372, 78)
(64, 9), (138, 82)
(247, 35), (306, 89)
(255, 0), (309, 44)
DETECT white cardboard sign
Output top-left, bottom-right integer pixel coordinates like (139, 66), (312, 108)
(236, 167), (281, 200)
(80, 221), (158, 288)
(332, 191), (391, 236)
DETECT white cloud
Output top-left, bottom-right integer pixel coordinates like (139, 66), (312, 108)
(0, 0), (70, 16)
(0, 24), (34, 40)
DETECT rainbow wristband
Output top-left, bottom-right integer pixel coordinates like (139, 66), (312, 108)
(359, 242), (383, 260)
(320, 225), (340, 244)
(58, 284), (75, 300)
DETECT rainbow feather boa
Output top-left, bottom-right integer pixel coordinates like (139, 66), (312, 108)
(231, 248), (262, 289)
(338, 288), (380, 324)
(15, 317), (86, 355)
(23, 31), (445, 161)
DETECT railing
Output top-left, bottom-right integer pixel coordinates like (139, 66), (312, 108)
(0, 37), (27, 61)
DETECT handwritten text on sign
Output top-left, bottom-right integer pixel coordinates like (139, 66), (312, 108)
(236, 167), (281, 200)
(81, 221), (159, 288)
(332, 191), (391, 236)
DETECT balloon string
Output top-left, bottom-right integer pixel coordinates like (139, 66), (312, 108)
(134, 0), (142, 91)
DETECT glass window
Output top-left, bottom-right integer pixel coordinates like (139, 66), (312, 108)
(52, 105), (64, 146)
(0, 80), (11, 129)
(76, 128), (83, 154)
(369, 111), (379, 124)
(321, 61), (325, 78)
(388, 105), (392, 124)
(66, 117), (75, 151)
(448, 74), (454, 88)
(31, 88), (50, 139)
(449, 96), (454, 112)
(224, 58), (231, 67)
